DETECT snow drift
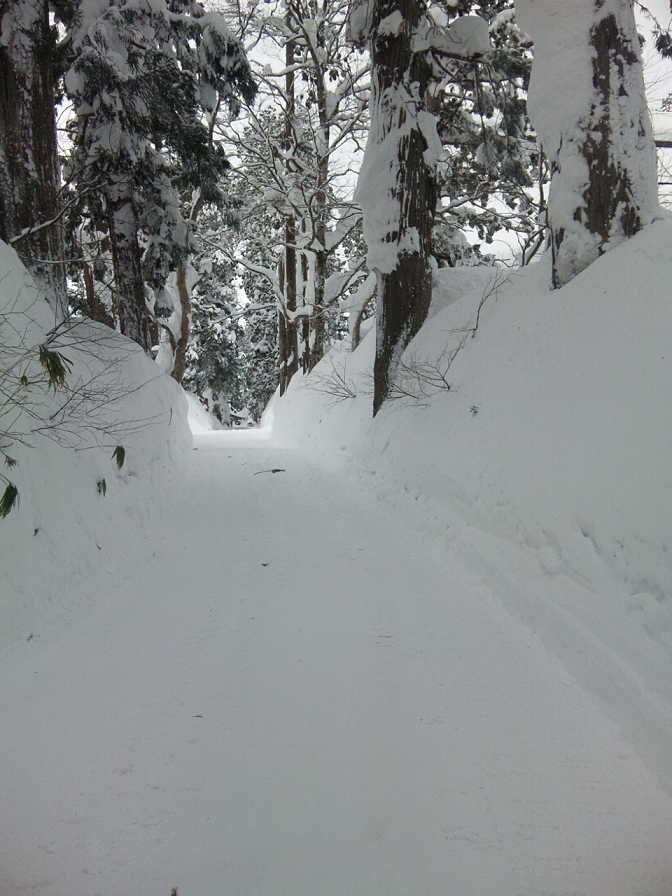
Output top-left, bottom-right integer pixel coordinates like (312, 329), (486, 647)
(269, 219), (672, 786)
(271, 220), (672, 605)
(0, 241), (191, 649)
(271, 217), (672, 659)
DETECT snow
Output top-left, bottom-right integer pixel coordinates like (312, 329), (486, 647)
(414, 14), (492, 57)
(439, 14), (492, 57)
(271, 218), (672, 787)
(652, 110), (672, 142)
(377, 10), (403, 36)
(185, 392), (224, 433)
(3, 222), (672, 893)
(3, 425), (672, 895)
(347, 0), (372, 45)
(355, 82), (428, 275)
(0, 240), (190, 651)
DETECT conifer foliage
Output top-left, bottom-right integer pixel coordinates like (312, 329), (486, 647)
(63, 0), (256, 350)
(435, 1), (538, 262)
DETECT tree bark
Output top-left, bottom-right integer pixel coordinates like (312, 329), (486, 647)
(278, 4), (299, 395)
(0, 0), (66, 316)
(307, 7), (330, 372)
(360, 0), (437, 415)
(82, 262), (115, 328)
(171, 263), (192, 384)
(299, 244), (311, 373)
(517, 0), (657, 287)
(107, 185), (152, 351)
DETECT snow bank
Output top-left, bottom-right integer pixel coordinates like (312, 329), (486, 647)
(271, 220), (672, 654)
(185, 391), (224, 433)
(269, 223), (672, 785)
(0, 241), (191, 649)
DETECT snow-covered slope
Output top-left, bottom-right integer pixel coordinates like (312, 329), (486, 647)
(0, 241), (191, 648)
(270, 218), (672, 783)
(273, 219), (672, 613)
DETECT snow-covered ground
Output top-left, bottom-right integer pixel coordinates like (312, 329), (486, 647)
(2, 428), (672, 896)
(3, 221), (672, 894)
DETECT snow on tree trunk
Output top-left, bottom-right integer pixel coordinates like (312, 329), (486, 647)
(0, 0), (66, 316)
(107, 187), (152, 351)
(516, 0), (658, 288)
(356, 0), (438, 416)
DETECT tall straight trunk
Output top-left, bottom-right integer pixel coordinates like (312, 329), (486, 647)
(278, 5), (299, 395)
(0, 0), (66, 316)
(358, 0), (437, 415)
(517, 0), (657, 288)
(107, 185), (152, 351)
(171, 263), (191, 384)
(82, 262), (115, 327)
(305, 0), (329, 372)
(310, 71), (330, 371)
(299, 242), (311, 373)
(311, 236), (327, 366)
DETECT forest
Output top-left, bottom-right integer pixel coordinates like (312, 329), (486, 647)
(2, 0), (666, 442)
(3, 1), (672, 894)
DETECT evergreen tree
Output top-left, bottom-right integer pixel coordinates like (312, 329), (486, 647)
(63, 0), (255, 349)
(182, 171), (281, 418)
(183, 261), (249, 423)
(435, 1), (539, 263)
(352, 0), (491, 414)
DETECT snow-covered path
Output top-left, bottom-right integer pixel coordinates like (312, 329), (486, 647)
(2, 430), (672, 896)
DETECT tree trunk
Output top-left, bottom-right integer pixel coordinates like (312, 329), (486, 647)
(82, 262), (115, 328)
(311, 241), (327, 367)
(278, 5), (299, 395)
(0, 0), (66, 316)
(171, 263), (192, 384)
(299, 243), (311, 373)
(107, 185), (152, 351)
(359, 0), (437, 415)
(308, 24), (330, 372)
(517, 0), (658, 287)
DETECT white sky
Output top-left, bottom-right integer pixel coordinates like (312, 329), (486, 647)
(639, 0), (672, 108)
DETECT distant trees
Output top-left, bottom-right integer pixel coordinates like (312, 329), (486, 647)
(0, 0), (664, 424)
(222, 0), (369, 394)
(516, 0), (658, 287)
